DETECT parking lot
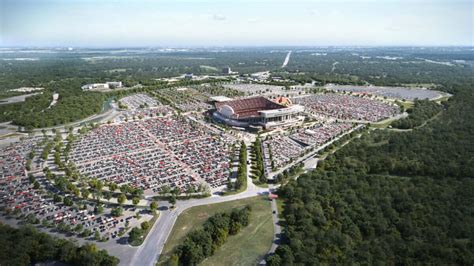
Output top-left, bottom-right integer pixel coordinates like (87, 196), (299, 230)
(70, 114), (235, 195)
(294, 94), (400, 122)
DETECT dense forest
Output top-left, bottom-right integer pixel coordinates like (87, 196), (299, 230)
(0, 224), (119, 265)
(275, 48), (474, 86)
(0, 48), (286, 91)
(391, 99), (444, 129)
(0, 88), (106, 129)
(269, 87), (474, 264)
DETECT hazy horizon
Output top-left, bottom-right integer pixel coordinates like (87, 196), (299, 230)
(1, 0), (473, 47)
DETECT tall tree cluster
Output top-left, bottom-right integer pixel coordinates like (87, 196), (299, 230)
(391, 99), (444, 129)
(171, 206), (252, 265)
(252, 137), (266, 183)
(0, 224), (119, 266)
(270, 87), (474, 265)
(234, 141), (248, 190)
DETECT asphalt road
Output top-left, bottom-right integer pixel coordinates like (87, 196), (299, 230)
(282, 51), (292, 68)
(0, 93), (40, 105)
(127, 174), (268, 266)
(268, 185), (282, 254)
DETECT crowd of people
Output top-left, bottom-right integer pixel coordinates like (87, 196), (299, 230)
(295, 94), (400, 122)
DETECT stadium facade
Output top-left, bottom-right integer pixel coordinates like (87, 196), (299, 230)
(212, 96), (304, 129)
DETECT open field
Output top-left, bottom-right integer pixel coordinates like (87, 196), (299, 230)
(159, 196), (273, 265)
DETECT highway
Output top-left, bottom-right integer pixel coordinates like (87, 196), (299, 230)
(282, 51), (292, 68)
(29, 101), (120, 134)
(0, 92), (40, 105)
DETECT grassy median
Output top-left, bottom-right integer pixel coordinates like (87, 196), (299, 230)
(158, 196), (274, 265)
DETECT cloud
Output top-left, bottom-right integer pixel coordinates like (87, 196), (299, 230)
(212, 14), (227, 21)
(385, 25), (402, 32)
(247, 17), (260, 23)
(309, 9), (319, 16)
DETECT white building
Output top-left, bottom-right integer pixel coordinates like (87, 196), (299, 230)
(81, 81), (122, 91)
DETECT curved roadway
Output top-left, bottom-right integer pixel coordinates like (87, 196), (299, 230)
(127, 175), (268, 266)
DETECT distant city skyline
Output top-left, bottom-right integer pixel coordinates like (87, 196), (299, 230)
(1, 0), (472, 47)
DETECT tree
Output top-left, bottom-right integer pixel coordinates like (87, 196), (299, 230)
(81, 229), (92, 237)
(266, 254), (282, 266)
(94, 205), (104, 214)
(108, 182), (118, 192)
(168, 254), (179, 266)
(170, 206), (252, 265)
(110, 207), (123, 217)
(141, 221), (150, 231)
(94, 230), (101, 241)
(81, 189), (90, 199)
(0, 224), (118, 265)
(132, 197), (140, 206)
(63, 197), (73, 206)
(169, 196), (177, 206)
(150, 201), (158, 213)
(275, 245), (294, 265)
(128, 227), (144, 245)
(74, 224), (84, 234)
(28, 174), (36, 183)
(53, 194), (63, 203)
(160, 185), (171, 195)
(117, 194), (126, 205)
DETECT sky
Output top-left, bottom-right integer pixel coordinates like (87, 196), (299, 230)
(0, 0), (472, 47)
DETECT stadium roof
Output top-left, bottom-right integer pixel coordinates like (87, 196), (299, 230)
(215, 96), (286, 119)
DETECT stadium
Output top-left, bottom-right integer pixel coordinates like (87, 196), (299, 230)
(212, 96), (304, 129)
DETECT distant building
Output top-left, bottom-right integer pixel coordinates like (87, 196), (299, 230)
(209, 96), (233, 103)
(81, 83), (108, 90)
(9, 87), (44, 93)
(213, 96), (304, 130)
(222, 67), (232, 75)
(106, 81), (122, 88)
(184, 73), (193, 80)
(250, 71), (270, 81)
(81, 81), (122, 91)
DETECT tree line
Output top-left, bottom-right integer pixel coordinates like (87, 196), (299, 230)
(391, 99), (444, 129)
(267, 85), (474, 265)
(230, 141), (247, 191)
(0, 224), (119, 266)
(168, 205), (252, 265)
(251, 137), (266, 184)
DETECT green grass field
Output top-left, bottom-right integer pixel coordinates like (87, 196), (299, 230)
(158, 196), (274, 265)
